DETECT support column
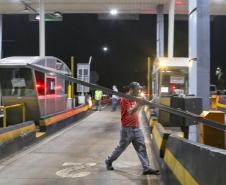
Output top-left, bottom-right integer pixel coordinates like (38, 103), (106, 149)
(39, 0), (45, 57)
(156, 4), (164, 57)
(189, 0), (210, 110)
(168, 0), (175, 58)
(188, 0), (210, 142)
(0, 15), (2, 59)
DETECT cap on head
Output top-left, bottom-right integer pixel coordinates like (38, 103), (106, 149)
(128, 82), (142, 89)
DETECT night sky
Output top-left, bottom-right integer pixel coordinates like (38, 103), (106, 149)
(2, 14), (226, 90)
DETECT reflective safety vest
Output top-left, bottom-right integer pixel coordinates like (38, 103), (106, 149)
(95, 90), (103, 101)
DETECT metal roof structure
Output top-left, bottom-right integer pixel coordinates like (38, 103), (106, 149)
(0, 56), (71, 75)
(0, 0), (225, 15)
(0, 56), (43, 65)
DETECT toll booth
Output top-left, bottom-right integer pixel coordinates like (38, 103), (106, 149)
(0, 56), (71, 126)
(152, 57), (203, 139)
(152, 57), (189, 99)
(152, 57), (189, 133)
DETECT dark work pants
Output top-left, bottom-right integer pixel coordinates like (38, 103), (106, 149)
(112, 98), (118, 111)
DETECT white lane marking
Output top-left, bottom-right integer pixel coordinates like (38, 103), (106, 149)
(56, 162), (96, 178)
(56, 170), (90, 178)
(62, 162), (82, 167)
(86, 162), (96, 167)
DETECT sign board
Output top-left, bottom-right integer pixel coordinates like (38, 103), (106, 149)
(170, 76), (184, 84)
(11, 78), (26, 88)
(77, 64), (90, 93)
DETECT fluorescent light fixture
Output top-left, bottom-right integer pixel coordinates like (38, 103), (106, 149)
(159, 59), (167, 67)
(110, 9), (118, 16)
(54, 11), (62, 18)
(35, 14), (40, 20)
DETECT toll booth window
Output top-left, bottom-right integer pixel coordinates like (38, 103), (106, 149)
(84, 69), (88, 76)
(35, 71), (45, 96)
(46, 78), (55, 95)
(160, 67), (188, 96)
(0, 68), (35, 97)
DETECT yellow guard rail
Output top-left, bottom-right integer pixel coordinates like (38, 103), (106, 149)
(0, 103), (25, 128)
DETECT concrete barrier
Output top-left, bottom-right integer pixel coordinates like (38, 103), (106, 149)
(0, 121), (36, 159)
(152, 123), (171, 158)
(142, 106), (226, 185)
(163, 135), (226, 185)
(143, 107), (158, 129)
(39, 104), (90, 133)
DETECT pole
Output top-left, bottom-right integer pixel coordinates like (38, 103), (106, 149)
(156, 4), (164, 57)
(147, 57), (151, 100)
(22, 103), (26, 122)
(0, 15), (2, 59)
(71, 56), (75, 107)
(39, 0), (45, 57)
(168, 0), (175, 58)
(3, 107), (6, 128)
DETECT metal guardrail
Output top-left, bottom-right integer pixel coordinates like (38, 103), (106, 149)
(0, 103), (26, 128)
(28, 64), (226, 131)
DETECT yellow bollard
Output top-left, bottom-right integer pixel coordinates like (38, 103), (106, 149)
(22, 103), (26, 122)
(71, 56), (75, 100)
(68, 84), (72, 99)
(3, 107), (6, 128)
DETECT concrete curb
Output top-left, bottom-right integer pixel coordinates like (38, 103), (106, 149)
(39, 104), (90, 133)
(0, 121), (36, 159)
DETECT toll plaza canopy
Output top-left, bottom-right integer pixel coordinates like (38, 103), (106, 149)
(0, 0), (225, 15)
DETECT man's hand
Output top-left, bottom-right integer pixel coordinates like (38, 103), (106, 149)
(136, 96), (146, 107)
(127, 96), (145, 114)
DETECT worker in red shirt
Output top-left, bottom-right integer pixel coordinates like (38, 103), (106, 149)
(105, 82), (159, 175)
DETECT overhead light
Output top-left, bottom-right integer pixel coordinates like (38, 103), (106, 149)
(54, 11), (62, 18)
(102, 46), (109, 52)
(35, 14), (40, 20)
(110, 9), (118, 16)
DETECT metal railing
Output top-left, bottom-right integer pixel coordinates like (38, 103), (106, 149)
(28, 64), (226, 132)
(0, 103), (26, 128)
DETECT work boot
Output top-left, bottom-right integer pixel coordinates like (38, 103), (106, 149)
(143, 168), (160, 175)
(105, 160), (114, 170)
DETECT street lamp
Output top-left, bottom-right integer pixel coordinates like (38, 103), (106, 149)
(102, 46), (109, 53)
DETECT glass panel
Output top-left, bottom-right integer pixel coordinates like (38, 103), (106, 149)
(84, 69), (88, 76)
(0, 68), (35, 97)
(160, 67), (188, 96)
(46, 78), (55, 95)
(35, 71), (45, 96)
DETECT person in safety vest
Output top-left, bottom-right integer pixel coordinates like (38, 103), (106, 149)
(95, 89), (103, 111)
(105, 82), (159, 175)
